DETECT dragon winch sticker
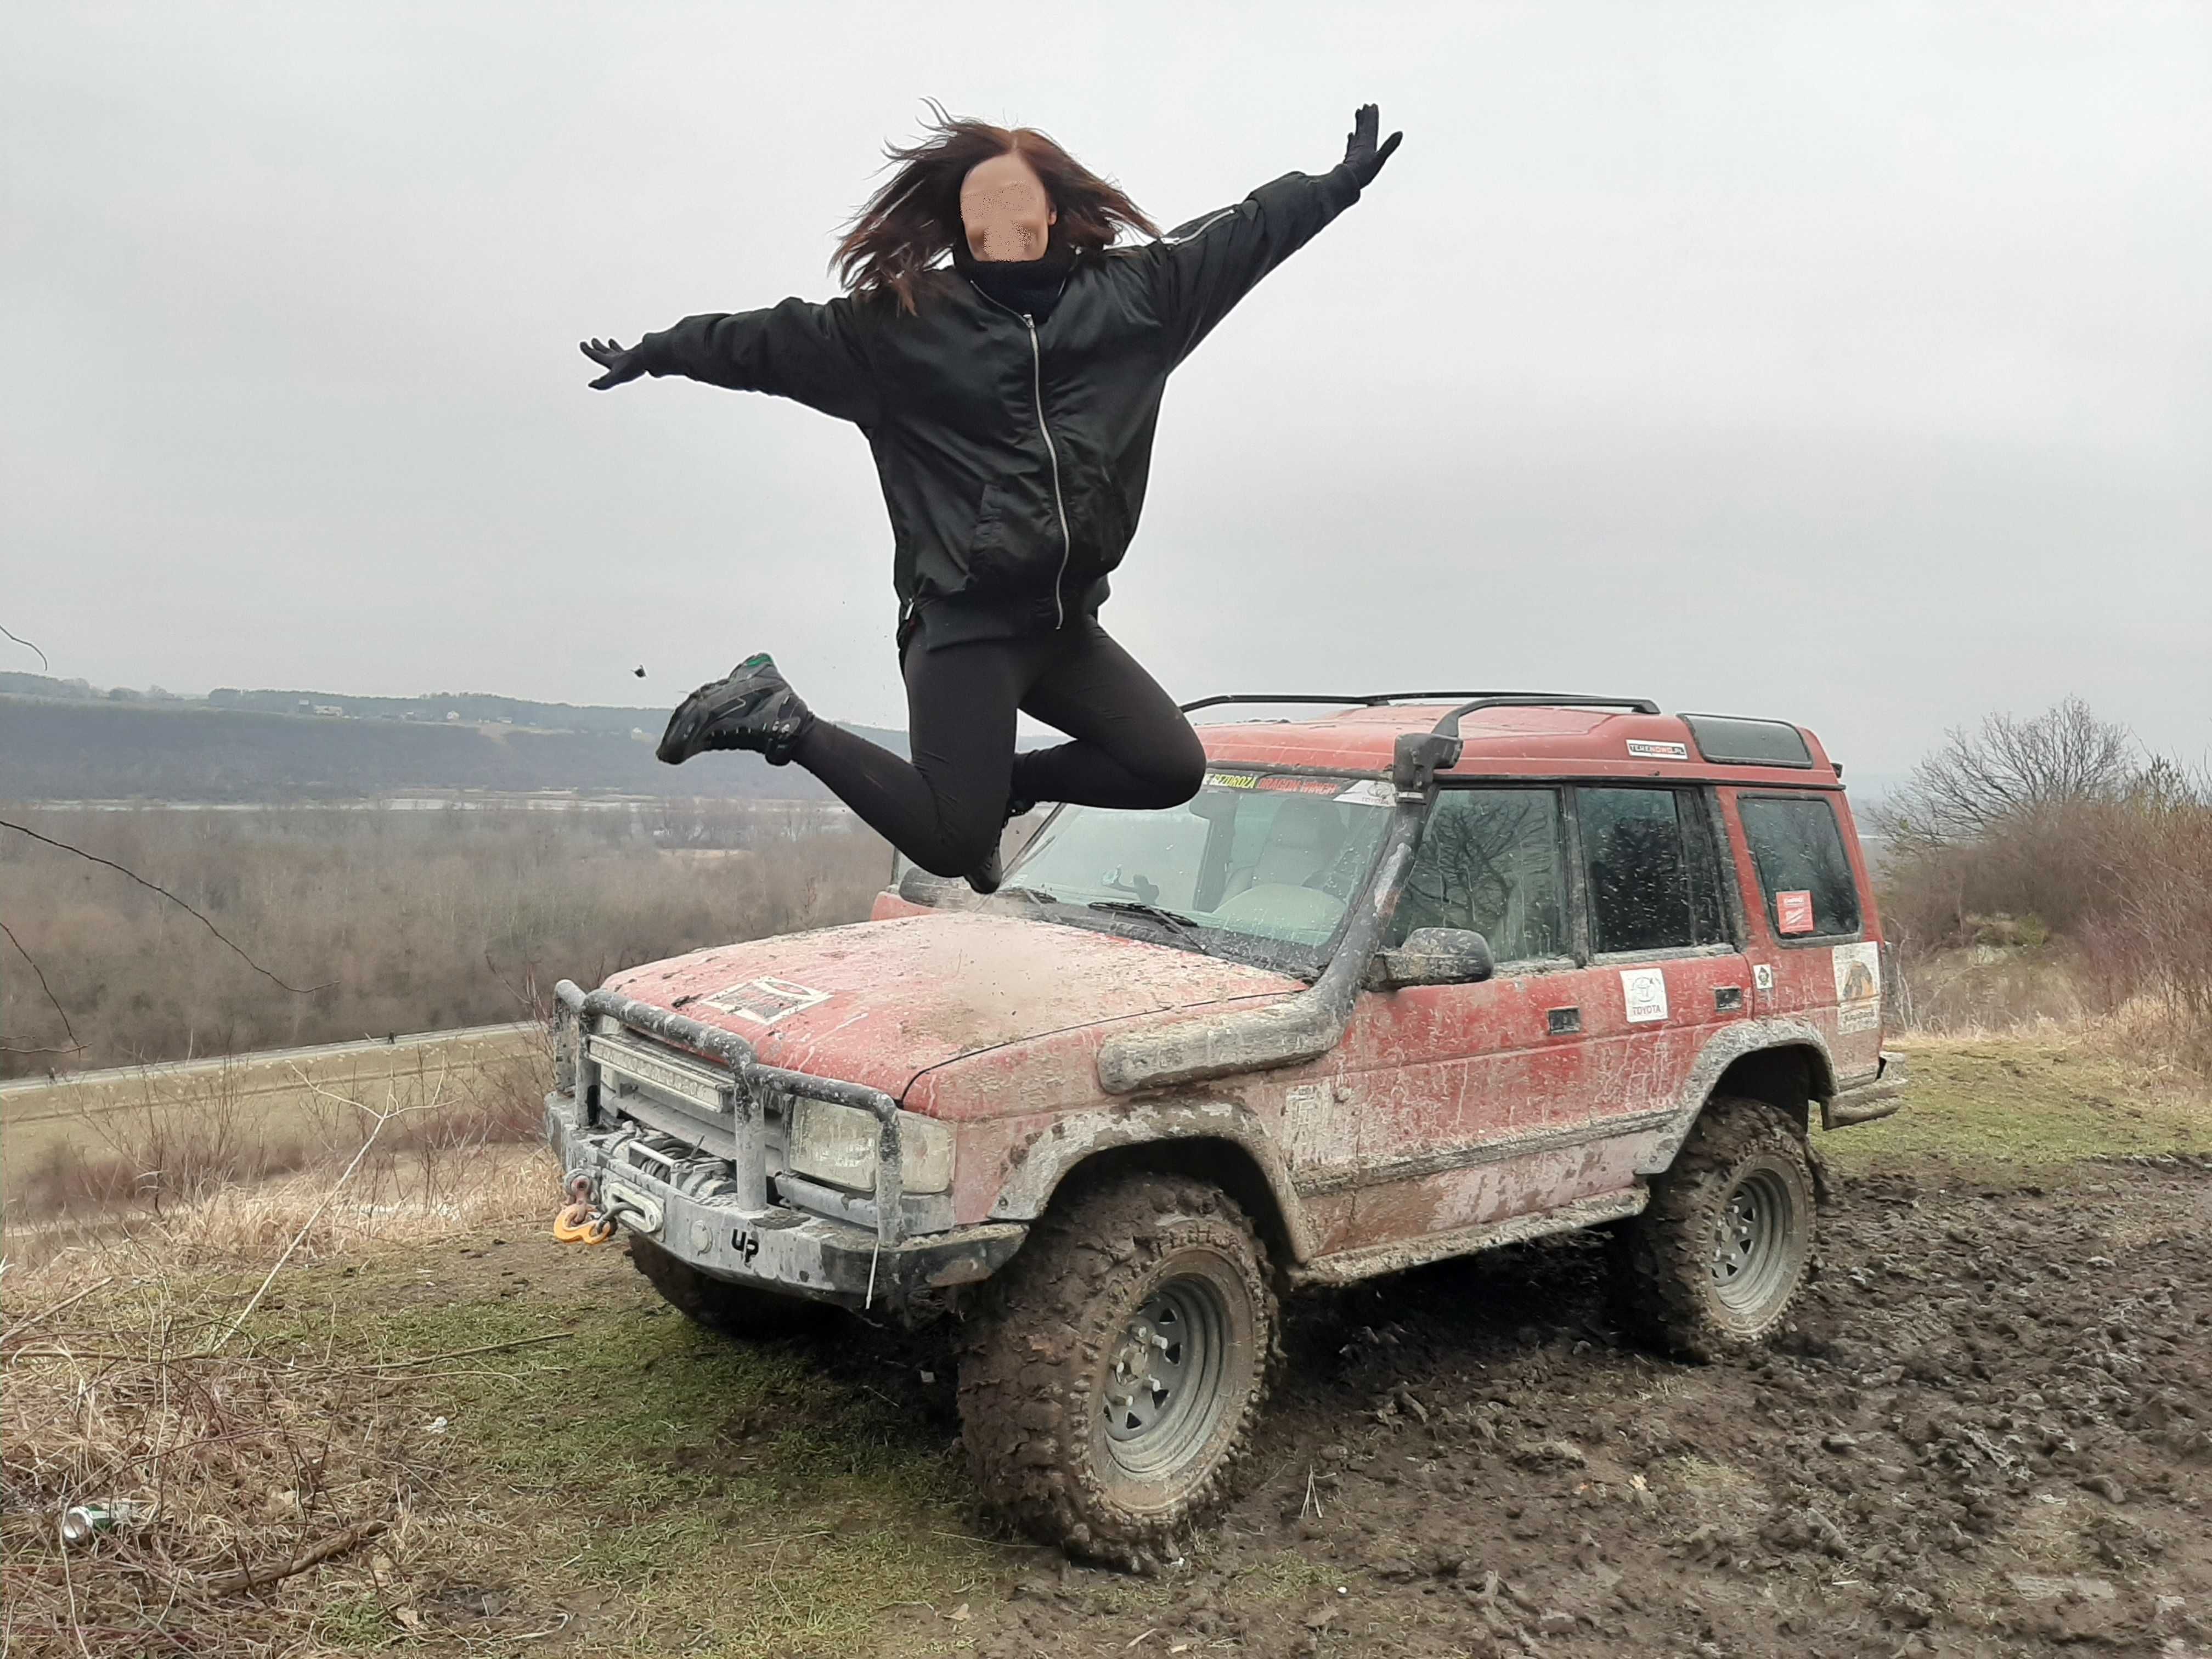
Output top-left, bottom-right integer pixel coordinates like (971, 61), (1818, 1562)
(1832, 943), (1881, 1034)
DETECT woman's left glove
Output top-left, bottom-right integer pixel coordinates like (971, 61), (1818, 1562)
(580, 337), (646, 390)
(1340, 103), (1403, 188)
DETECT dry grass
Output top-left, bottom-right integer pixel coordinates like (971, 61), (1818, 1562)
(2, 1055), (568, 1658)
(1, 802), (890, 1079)
(7, 1036), (553, 1231)
(0, 1127), (997, 1658)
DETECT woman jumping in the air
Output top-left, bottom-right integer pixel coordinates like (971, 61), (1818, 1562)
(582, 104), (1402, 892)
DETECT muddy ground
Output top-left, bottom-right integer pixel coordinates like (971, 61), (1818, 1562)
(836, 1158), (2212, 1658)
(9, 1123), (2208, 1657)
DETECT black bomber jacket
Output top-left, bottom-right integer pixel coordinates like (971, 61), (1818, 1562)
(633, 165), (1365, 648)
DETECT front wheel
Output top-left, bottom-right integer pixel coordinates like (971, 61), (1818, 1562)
(958, 1174), (1276, 1567)
(1611, 1097), (1816, 1361)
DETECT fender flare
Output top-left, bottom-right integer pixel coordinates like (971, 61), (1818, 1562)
(986, 1097), (1318, 1262)
(1637, 1017), (1837, 1175)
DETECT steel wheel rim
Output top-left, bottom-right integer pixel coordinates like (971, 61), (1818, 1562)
(1709, 1166), (1798, 1314)
(1100, 1271), (1233, 1480)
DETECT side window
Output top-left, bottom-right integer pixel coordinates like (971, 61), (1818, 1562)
(1738, 795), (1861, 938)
(1390, 788), (1568, 962)
(1577, 787), (1730, 955)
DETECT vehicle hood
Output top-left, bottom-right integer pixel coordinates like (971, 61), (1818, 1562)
(601, 911), (1298, 1101)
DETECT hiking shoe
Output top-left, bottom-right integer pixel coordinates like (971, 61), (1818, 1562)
(657, 653), (814, 766)
(965, 794), (1036, 895)
(966, 843), (1003, 896)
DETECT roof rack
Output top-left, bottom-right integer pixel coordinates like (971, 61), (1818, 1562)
(1427, 694), (1659, 738)
(1178, 690), (1658, 718)
(1175, 691), (1665, 796)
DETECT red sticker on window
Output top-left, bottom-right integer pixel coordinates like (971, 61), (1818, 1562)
(1775, 891), (1816, 935)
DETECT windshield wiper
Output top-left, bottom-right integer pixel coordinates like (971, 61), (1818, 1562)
(989, 884), (1061, 906)
(1086, 899), (1203, 936)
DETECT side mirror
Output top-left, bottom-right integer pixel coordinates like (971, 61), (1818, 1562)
(1368, 927), (1497, 990)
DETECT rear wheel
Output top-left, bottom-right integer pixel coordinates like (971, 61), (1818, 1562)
(959, 1174), (1276, 1567)
(627, 1234), (826, 1338)
(1612, 1097), (1815, 1361)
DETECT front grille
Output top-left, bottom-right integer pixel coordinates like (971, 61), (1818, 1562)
(583, 1026), (789, 1206)
(556, 980), (908, 1245)
(589, 1028), (731, 1118)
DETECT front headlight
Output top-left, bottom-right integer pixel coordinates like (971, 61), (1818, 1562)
(787, 1099), (953, 1196)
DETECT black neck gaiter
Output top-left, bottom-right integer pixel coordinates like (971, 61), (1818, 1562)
(953, 242), (1076, 321)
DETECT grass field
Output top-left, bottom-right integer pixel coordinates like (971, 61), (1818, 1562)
(1821, 1032), (2208, 1177)
(3, 1036), (2205, 1658)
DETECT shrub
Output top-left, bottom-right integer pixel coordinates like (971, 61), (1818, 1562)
(1875, 706), (2211, 1071)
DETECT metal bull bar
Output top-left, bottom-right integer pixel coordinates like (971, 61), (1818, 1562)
(554, 978), (906, 1246)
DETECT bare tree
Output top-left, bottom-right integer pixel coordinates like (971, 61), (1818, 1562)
(1875, 697), (2138, 849)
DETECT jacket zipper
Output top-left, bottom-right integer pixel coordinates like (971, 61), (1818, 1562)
(1023, 313), (1074, 630)
(969, 279), (1076, 630)
(1163, 205), (1237, 245)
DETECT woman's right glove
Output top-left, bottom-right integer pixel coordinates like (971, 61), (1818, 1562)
(1341, 103), (1403, 188)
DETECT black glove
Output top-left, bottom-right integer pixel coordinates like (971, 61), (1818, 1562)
(1340, 103), (1403, 188)
(579, 337), (646, 391)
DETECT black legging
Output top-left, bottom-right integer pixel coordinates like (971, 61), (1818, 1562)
(792, 620), (1206, 876)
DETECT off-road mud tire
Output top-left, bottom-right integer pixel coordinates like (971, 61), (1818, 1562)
(1611, 1096), (1816, 1362)
(958, 1174), (1278, 1568)
(626, 1234), (825, 1338)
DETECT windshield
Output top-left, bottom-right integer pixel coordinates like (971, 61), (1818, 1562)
(1003, 769), (1397, 973)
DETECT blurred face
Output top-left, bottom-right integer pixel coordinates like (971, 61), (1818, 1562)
(959, 151), (1056, 262)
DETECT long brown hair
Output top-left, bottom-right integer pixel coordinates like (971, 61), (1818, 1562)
(834, 104), (1159, 312)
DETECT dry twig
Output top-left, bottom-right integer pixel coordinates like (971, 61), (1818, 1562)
(200, 1519), (390, 1598)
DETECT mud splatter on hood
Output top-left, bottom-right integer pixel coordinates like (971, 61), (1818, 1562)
(601, 911), (1297, 1099)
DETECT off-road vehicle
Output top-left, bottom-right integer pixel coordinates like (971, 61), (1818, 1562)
(546, 692), (1905, 1562)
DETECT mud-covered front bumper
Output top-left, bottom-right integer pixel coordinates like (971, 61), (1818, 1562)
(546, 1087), (1025, 1310)
(1824, 1049), (1910, 1128)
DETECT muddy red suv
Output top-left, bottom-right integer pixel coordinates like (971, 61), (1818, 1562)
(547, 692), (1905, 1563)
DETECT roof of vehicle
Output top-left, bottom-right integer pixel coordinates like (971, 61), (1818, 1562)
(1193, 699), (1843, 788)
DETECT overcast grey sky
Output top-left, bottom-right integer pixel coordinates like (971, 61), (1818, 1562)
(7, 2), (2207, 778)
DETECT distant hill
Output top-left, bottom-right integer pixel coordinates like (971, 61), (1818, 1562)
(208, 685), (713, 738)
(0, 674), (907, 802)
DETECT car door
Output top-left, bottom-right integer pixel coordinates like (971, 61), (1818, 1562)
(1333, 784), (1621, 1244)
(1568, 784), (1747, 1142)
(1725, 788), (1882, 1078)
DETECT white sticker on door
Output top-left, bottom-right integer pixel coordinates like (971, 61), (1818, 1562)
(1753, 962), (1775, 992)
(1281, 1082), (1355, 1166)
(1832, 943), (1881, 1034)
(1621, 968), (1669, 1024)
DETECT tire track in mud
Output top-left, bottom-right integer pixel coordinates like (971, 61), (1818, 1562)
(952, 1160), (2210, 1658)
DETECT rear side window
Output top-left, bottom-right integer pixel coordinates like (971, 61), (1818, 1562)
(1739, 795), (1861, 938)
(1391, 788), (1569, 962)
(1577, 787), (1730, 955)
